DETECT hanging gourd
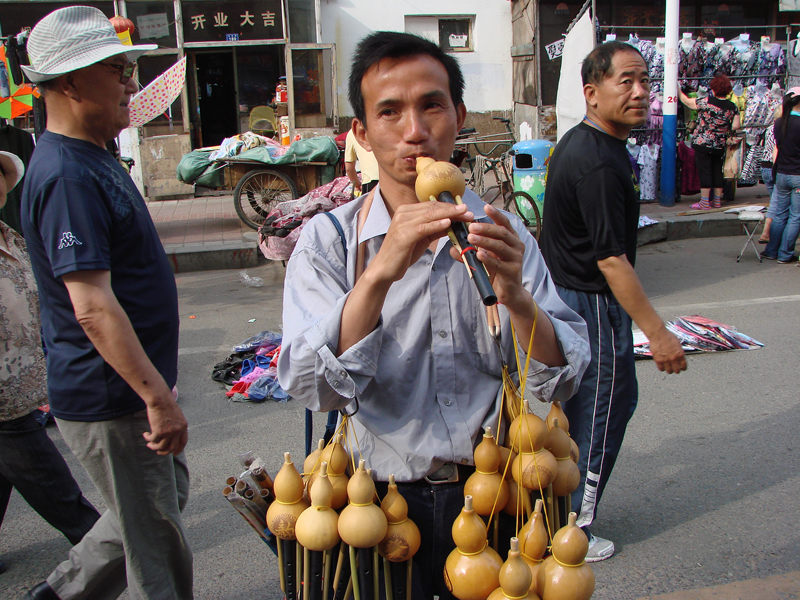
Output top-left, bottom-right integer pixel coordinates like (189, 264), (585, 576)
(487, 537), (541, 600)
(537, 513), (595, 600)
(444, 495), (503, 600)
(464, 427), (509, 516)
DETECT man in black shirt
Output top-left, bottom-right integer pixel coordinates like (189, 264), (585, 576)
(540, 42), (687, 561)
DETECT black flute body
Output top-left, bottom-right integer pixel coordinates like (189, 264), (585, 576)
(438, 191), (497, 306)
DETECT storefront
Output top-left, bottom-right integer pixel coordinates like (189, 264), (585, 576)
(511, 0), (799, 139)
(0, 0), (337, 198)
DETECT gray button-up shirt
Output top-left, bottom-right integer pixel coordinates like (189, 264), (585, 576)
(278, 187), (589, 482)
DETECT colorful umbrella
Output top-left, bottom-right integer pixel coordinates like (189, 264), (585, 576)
(0, 46), (40, 119)
(128, 56), (186, 127)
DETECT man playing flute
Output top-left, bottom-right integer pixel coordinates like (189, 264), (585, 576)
(278, 31), (590, 599)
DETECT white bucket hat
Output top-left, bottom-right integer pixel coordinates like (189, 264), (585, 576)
(0, 151), (25, 192)
(21, 6), (157, 83)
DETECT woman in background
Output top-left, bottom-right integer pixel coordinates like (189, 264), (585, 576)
(761, 87), (800, 264)
(679, 74), (740, 210)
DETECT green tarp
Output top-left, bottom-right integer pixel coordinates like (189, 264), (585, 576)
(175, 137), (340, 187)
(235, 136), (339, 165)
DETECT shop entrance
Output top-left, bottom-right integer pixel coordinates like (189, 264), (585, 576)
(188, 46), (285, 149)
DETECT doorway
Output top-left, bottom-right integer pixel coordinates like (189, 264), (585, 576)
(191, 51), (237, 148)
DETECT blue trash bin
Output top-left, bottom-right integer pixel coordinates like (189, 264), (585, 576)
(512, 140), (554, 221)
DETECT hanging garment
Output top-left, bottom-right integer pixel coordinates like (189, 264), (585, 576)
(740, 143), (764, 184)
(727, 40), (760, 86)
(787, 39), (800, 89)
(646, 93), (664, 145)
(701, 43), (721, 81)
(649, 49), (665, 94)
(757, 43), (786, 86)
(637, 143), (660, 202)
(743, 85), (780, 140)
(677, 142), (701, 196)
(679, 40), (704, 91)
(627, 141), (641, 181)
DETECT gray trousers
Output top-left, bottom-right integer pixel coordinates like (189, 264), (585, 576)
(49, 411), (193, 600)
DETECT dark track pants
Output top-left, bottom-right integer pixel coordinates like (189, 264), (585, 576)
(555, 286), (638, 531)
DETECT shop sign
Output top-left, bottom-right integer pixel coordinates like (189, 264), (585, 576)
(182, 0), (283, 42)
(137, 13), (170, 39)
(545, 38), (565, 60)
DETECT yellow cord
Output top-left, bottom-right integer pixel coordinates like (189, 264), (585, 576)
(552, 553), (585, 568)
(458, 541), (488, 556)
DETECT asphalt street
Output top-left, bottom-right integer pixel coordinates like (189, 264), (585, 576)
(2, 235), (799, 599)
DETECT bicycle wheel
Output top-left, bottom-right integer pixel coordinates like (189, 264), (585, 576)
(504, 191), (542, 240)
(234, 169), (297, 230)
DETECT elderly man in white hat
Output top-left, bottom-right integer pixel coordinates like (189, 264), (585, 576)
(18, 7), (192, 600)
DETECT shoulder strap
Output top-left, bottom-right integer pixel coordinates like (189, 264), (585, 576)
(321, 211), (347, 262)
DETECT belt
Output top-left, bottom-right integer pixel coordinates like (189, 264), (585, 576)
(386, 463), (475, 487)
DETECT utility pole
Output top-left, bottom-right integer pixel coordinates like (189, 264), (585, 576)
(660, 0), (680, 206)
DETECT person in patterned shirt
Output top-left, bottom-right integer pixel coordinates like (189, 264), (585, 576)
(0, 151), (99, 576)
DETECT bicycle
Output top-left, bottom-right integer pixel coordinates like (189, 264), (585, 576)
(477, 151), (542, 241)
(455, 117), (516, 158)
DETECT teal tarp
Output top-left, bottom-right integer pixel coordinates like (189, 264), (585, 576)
(175, 150), (225, 188)
(235, 136), (339, 165)
(175, 137), (340, 187)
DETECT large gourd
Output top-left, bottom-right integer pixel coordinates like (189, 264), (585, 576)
(519, 499), (548, 594)
(378, 474), (421, 562)
(464, 427), (509, 516)
(318, 434), (349, 510)
(415, 156), (466, 202)
(545, 420), (580, 497)
(444, 495), (503, 600)
(487, 538), (541, 600)
(338, 459), (388, 548)
(509, 402), (556, 491)
(537, 512), (595, 600)
(295, 462), (340, 551)
(266, 452), (310, 540)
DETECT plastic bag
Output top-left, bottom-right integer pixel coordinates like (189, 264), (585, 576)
(233, 331), (282, 354)
(240, 270), (264, 288)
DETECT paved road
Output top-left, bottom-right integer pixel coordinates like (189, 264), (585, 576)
(2, 236), (799, 599)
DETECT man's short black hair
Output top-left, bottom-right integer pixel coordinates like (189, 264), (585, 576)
(581, 41), (645, 86)
(348, 31), (465, 127)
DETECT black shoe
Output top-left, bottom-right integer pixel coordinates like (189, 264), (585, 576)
(21, 582), (60, 600)
(777, 255), (798, 264)
(760, 251), (777, 260)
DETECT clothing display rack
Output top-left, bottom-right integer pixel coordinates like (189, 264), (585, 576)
(597, 27), (789, 202)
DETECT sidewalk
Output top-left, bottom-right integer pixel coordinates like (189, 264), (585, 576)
(148, 184), (772, 273)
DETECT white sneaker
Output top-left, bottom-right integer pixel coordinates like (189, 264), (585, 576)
(585, 533), (615, 562)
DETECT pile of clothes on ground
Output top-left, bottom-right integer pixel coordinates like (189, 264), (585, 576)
(634, 315), (763, 358)
(258, 175), (355, 261)
(211, 331), (289, 402)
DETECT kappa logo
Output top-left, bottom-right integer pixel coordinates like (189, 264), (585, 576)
(57, 232), (83, 249)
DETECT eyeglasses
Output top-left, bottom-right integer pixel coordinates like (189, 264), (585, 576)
(102, 61), (137, 84)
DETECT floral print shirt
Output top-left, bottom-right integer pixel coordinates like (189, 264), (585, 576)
(691, 96), (738, 151)
(0, 221), (47, 421)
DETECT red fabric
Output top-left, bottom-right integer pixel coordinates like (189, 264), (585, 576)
(678, 142), (701, 195)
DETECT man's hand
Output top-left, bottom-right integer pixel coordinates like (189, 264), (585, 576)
(455, 204), (528, 310)
(648, 327), (687, 374)
(143, 395), (189, 455)
(372, 201), (472, 285)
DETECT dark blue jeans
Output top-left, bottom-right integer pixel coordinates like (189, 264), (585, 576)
(373, 478), (516, 600)
(0, 410), (100, 545)
(764, 173), (800, 261)
(555, 287), (638, 532)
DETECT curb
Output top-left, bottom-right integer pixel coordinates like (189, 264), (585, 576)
(159, 215), (749, 273)
(164, 242), (267, 274)
(637, 214), (745, 247)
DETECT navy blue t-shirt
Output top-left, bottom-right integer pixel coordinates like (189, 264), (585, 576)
(20, 131), (179, 422)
